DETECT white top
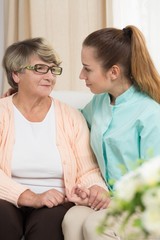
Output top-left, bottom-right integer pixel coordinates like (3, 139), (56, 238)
(11, 100), (65, 193)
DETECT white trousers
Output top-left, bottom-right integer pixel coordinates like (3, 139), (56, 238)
(62, 206), (121, 240)
(62, 206), (157, 240)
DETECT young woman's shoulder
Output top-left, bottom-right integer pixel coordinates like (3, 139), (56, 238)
(88, 93), (109, 106)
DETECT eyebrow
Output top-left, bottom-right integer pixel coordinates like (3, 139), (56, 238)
(82, 63), (90, 67)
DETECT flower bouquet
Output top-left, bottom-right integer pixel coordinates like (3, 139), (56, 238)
(98, 156), (160, 240)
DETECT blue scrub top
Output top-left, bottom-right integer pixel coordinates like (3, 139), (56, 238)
(81, 86), (160, 190)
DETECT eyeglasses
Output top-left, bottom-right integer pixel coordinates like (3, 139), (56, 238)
(24, 64), (62, 75)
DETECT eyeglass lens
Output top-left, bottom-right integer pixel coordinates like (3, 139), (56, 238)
(35, 64), (62, 75)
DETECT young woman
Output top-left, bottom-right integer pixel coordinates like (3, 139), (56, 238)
(62, 25), (160, 240)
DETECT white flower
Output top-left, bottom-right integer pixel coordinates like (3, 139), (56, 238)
(115, 170), (141, 202)
(142, 187), (160, 208)
(142, 206), (160, 235)
(100, 156), (160, 239)
(139, 156), (160, 185)
(99, 156), (160, 240)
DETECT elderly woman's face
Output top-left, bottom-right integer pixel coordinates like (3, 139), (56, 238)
(13, 55), (57, 97)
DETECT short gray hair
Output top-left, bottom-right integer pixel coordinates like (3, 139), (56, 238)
(2, 37), (61, 89)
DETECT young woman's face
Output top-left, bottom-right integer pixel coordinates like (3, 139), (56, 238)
(79, 46), (112, 94)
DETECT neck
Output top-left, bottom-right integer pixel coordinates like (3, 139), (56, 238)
(109, 81), (132, 105)
(12, 93), (52, 122)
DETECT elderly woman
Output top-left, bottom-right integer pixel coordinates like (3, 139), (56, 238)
(0, 37), (109, 240)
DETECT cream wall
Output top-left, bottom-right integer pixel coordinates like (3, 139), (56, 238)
(0, 0), (160, 95)
(1, 0), (106, 94)
(108, 0), (160, 74)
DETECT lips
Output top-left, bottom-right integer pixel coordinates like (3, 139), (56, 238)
(86, 83), (91, 87)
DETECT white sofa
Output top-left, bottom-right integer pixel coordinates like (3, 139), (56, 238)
(50, 90), (93, 108)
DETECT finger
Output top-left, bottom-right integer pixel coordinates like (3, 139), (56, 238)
(77, 185), (90, 196)
(74, 188), (88, 199)
(70, 186), (77, 195)
(88, 190), (98, 206)
(89, 190), (106, 208)
(65, 190), (75, 202)
(78, 191), (88, 199)
(92, 197), (110, 210)
(91, 191), (111, 210)
(48, 195), (64, 207)
(45, 200), (55, 208)
(65, 191), (88, 205)
(100, 199), (111, 209)
(54, 193), (66, 204)
(45, 191), (65, 206)
(49, 189), (65, 200)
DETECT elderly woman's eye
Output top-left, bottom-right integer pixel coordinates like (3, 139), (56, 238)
(36, 65), (45, 70)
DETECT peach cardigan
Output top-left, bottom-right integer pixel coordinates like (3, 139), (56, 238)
(0, 96), (107, 206)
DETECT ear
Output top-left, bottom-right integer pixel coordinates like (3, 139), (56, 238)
(12, 71), (21, 84)
(109, 65), (120, 80)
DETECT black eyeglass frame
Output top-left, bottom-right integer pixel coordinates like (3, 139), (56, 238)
(24, 64), (63, 75)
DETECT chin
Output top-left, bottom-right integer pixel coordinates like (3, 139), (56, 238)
(89, 88), (104, 94)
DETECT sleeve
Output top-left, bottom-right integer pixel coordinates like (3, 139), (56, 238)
(140, 106), (160, 160)
(69, 108), (108, 191)
(0, 99), (29, 206)
(80, 97), (95, 129)
(0, 170), (29, 206)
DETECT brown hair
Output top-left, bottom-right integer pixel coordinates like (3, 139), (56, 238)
(83, 25), (160, 103)
(2, 37), (61, 89)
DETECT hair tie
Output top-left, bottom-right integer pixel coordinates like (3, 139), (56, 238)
(122, 28), (132, 38)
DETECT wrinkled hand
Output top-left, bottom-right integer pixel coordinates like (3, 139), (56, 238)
(71, 184), (89, 200)
(73, 184), (110, 210)
(87, 185), (110, 210)
(18, 189), (66, 208)
(65, 188), (89, 206)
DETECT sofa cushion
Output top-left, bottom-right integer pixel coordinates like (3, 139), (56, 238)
(50, 90), (93, 109)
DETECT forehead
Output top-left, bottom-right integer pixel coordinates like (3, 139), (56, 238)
(28, 55), (54, 66)
(81, 46), (96, 58)
(81, 46), (98, 65)
(28, 55), (41, 64)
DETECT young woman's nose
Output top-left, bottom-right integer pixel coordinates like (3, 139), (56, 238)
(79, 69), (86, 80)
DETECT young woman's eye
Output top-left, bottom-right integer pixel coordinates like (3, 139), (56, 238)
(84, 67), (91, 72)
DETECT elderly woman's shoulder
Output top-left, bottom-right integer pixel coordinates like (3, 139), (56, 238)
(0, 95), (13, 109)
(53, 98), (85, 119)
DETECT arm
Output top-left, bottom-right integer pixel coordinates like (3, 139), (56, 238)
(66, 107), (110, 209)
(0, 166), (66, 208)
(54, 100), (110, 207)
(140, 106), (160, 160)
(71, 109), (108, 189)
(0, 101), (28, 206)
